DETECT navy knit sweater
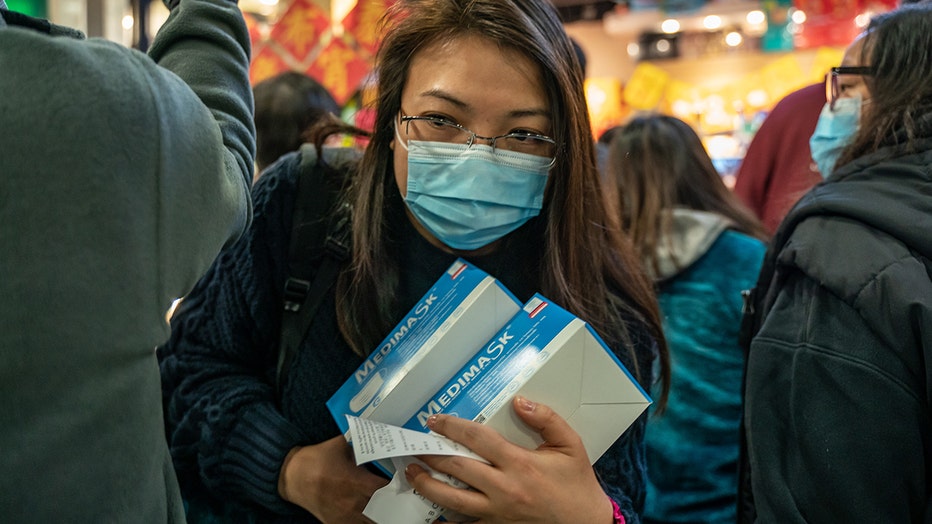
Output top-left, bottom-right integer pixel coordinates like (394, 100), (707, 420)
(159, 147), (655, 523)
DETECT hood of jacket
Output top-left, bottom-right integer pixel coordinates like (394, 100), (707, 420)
(651, 208), (733, 281)
(777, 123), (932, 264)
(752, 113), (932, 326)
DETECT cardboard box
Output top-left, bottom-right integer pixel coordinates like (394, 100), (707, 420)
(326, 259), (522, 436)
(402, 294), (651, 464)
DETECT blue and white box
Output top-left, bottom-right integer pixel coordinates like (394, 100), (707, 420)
(403, 294), (652, 464)
(327, 259), (522, 436)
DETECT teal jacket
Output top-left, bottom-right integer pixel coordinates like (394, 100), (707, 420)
(643, 210), (766, 523)
(0, 0), (253, 520)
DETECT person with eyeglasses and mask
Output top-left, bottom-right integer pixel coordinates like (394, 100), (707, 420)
(807, 32), (871, 179)
(157, 1), (670, 523)
(737, 4), (932, 523)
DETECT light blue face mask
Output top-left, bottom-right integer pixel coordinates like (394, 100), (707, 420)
(809, 96), (861, 179)
(397, 133), (552, 251)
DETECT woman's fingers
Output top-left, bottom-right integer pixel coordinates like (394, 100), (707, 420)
(510, 396), (586, 456)
(425, 409), (519, 466)
(404, 461), (488, 519)
(403, 398), (610, 524)
(426, 396), (584, 459)
(414, 452), (502, 496)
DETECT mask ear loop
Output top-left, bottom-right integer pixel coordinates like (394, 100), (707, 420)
(394, 118), (409, 152)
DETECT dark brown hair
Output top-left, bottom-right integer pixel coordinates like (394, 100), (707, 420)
(253, 71), (340, 171)
(606, 113), (768, 276)
(313, 0), (670, 406)
(837, 4), (932, 168)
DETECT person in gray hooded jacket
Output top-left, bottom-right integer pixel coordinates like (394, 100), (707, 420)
(0, 0), (253, 519)
(738, 4), (932, 522)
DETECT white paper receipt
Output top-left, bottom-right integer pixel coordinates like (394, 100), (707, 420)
(345, 414), (485, 465)
(345, 415), (487, 524)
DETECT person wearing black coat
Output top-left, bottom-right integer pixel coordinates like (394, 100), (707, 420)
(739, 5), (932, 522)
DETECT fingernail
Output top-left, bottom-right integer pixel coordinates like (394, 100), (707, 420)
(517, 396), (535, 412)
(426, 415), (439, 428)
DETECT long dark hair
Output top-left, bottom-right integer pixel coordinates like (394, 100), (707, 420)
(837, 4), (932, 168)
(607, 113), (767, 276)
(312, 0), (669, 406)
(253, 71), (340, 171)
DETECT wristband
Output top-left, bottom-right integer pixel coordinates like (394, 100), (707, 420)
(609, 498), (625, 524)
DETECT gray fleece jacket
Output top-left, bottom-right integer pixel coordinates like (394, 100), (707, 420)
(0, 0), (254, 520)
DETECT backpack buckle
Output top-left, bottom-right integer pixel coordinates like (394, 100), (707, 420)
(283, 277), (311, 312)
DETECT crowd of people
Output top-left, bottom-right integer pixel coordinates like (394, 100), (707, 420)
(1, 0), (929, 522)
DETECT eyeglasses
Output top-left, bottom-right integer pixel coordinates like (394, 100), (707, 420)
(398, 113), (557, 164)
(826, 66), (874, 111)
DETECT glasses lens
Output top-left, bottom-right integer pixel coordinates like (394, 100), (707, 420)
(406, 118), (472, 145)
(496, 135), (556, 158)
(830, 72), (839, 110)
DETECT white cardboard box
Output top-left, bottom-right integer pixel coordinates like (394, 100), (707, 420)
(328, 260), (651, 474)
(401, 294), (651, 464)
(326, 259), (521, 436)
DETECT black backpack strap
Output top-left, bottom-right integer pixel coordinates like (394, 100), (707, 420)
(276, 146), (352, 396)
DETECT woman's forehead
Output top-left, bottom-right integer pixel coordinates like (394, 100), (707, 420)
(401, 34), (548, 116)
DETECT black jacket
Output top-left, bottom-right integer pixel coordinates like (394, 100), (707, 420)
(738, 122), (932, 523)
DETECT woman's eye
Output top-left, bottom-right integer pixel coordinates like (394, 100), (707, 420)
(509, 130), (542, 141)
(839, 79), (861, 95)
(424, 115), (457, 126)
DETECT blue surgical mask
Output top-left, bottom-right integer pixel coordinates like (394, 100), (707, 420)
(397, 134), (551, 251)
(809, 96), (861, 179)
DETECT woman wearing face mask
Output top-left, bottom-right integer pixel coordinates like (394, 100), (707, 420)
(807, 31), (870, 178)
(157, 1), (669, 523)
(738, 4), (932, 523)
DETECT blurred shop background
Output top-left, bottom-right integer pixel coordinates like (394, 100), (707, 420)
(12, 0), (899, 181)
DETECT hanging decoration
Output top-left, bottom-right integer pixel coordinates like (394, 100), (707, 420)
(624, 62), (671, 110)
(245, 0), (398, 106)
(307, 35), (372, 104)
(792, 0), (897, 48)
(243, 12), (263, 52)
(249, 45), (292, 85)
(341, 0), (395, 57)
(268, 0), (330, 65)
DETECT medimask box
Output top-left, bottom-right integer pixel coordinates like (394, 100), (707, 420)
(326, 259), (522, 436)
(402, 294), (652, 464)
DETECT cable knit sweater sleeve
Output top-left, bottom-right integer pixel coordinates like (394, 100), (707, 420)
(595, 312), (655, 524)
(158, 153), (306, 515)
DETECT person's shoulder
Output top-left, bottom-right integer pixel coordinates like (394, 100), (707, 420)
(776, 82), (825, 107)
(251, 145), (359, 213)
(6, 23), (138, 57)
(755, 83), (825, 131)
(678, 229), (765, 291)
(253, 149), (303, 204)
(778, 214), (908, 303)
(717, 229), (766, 251)
(707, 228), (766, 270)
(2, 28), (174, 121)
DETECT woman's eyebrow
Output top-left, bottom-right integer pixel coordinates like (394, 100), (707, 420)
(416, 88), (551, 119)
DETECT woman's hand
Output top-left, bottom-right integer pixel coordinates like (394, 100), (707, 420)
(405, 396), (615, 524)
(278, 435), (389, 524)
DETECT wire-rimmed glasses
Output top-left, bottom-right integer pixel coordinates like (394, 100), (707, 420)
(826, 66), (874, 111)
(398, 113), (557, 164)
